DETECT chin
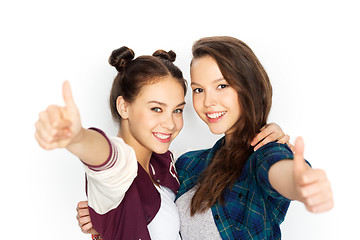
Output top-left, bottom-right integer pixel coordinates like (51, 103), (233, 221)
(153, 150), (168, 154)
(209, 127), (226, 135)
(152, 147), (170, 154)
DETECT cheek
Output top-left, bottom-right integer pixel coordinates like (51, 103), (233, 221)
(175, 116), (184, 131)
(192, 95), (203, 115)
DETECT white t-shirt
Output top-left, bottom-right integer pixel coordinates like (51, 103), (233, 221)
(84, 135), (181, 239)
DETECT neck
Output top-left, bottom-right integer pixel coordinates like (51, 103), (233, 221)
(117, 122), (152, 174)
(224, 132), (233, 144)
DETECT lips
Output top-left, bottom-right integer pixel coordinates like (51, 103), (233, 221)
(153, 132), (171, 143)
(206, 111), (226, 123)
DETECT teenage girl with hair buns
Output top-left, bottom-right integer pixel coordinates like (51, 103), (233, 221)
(35, 47), (186, 240)
(36, 45), (291, 240)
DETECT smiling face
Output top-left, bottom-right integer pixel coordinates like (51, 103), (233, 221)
(190, 55), (241, 135)
(122, 76), (185, 155)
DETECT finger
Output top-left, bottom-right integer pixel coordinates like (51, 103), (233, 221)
(35, 118), (71, 144)
(36, 110), (61, 143)
(77, 208), (90, 218)
(293, 137), (307, 178)
(309, 199), (334, 213)
(78, 215), (92, 226)
(46, 105), (66, 128)
(62, 81), (77, 111)
(277, 134), (290, 144)
(301, 169), (327, 186)
(34, 131), (54, 150)
(80, 221), (93, 232)
(287, 142), (295, 152)
(304, 188), (333, 208)
(253, 132), (281, 151)
(298, 177), (330, 198)
(38, 110), (56, 134)
(77, 201), (89, 209)
(253, 136), (273, 151)
(251, 124), (273, 146)
(35, 131), (63, 150)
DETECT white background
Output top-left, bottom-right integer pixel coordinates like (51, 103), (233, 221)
(1, 0), (359, 239)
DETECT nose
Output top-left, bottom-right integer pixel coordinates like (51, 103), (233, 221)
(204, 91), (216, 108)
(161, 113), (175, 131)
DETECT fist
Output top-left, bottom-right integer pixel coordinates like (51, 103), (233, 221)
(293, 137), (334, 213)
(34, 81), (81, 150)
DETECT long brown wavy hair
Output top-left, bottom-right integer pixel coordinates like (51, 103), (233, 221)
(190, 36), (273, 215)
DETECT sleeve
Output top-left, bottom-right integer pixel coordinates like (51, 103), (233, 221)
(91, 234), (102, 240)
(82, 128), (138, 214)
(255, 142), (294, 200)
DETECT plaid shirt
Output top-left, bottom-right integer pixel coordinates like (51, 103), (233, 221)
(175, 138), (295, 240)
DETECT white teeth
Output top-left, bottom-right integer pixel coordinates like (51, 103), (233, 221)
(206, 111), (226, 119)
(154, 133), (171, 139)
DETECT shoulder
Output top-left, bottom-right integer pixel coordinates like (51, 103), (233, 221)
(175, 148), (210, 171)
(251, 142), (293, 165)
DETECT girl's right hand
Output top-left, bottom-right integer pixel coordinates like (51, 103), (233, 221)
(76, 201), (98, 235)
(34, 81), (82, 150)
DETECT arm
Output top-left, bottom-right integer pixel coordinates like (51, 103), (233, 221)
(251, 123), (294, 151)
(268, 137), (334, 213)
(34, 81), (109, 166)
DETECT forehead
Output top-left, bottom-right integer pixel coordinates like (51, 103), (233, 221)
(190, 56), (224, 84)
(136, 76), (185, 104)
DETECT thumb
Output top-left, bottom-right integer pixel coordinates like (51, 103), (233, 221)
(293, 136), (307, 178)
(62, 81), (77, 110)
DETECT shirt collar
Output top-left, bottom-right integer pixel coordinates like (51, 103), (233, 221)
(206, 136), (225, 165)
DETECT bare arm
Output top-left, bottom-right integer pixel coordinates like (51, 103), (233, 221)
(34, 81), (109, 166)
(268, 137), (334, 213)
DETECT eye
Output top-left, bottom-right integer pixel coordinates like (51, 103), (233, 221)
(151, 107), (162, 113)
(217, 84), (229, 89)
(173, 108), (183, 114)
(193, 88), (203, 93)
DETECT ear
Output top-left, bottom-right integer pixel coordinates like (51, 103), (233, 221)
(116, 96), (129, 119)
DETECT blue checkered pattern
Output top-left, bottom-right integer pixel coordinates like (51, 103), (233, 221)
(176, 138), (295, 240)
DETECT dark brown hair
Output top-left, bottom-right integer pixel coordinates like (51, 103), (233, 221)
(108, 46), (187, 124)
(190, 36), (273, 215)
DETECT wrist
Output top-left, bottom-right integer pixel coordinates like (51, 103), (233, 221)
(69, 127), (86, 145)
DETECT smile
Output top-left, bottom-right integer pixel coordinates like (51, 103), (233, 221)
(206, 111), (226, 122)
(153, 132), (171, 143)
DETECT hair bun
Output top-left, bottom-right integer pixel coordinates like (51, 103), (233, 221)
(109, 46), (135, 72)
(153, 50), (176, 62)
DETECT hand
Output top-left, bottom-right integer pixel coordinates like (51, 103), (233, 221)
(251, 123), (294, 151)
(34, 81), (82, 150)
(76, 201), (98, 235)
(293, 137), (334, 213)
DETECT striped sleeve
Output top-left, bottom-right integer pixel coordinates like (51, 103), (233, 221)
(83, 128), (138, 215)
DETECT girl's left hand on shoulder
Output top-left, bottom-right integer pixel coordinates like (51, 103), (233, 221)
(251, 123), (294, 151)
(293, 137), (334, 213)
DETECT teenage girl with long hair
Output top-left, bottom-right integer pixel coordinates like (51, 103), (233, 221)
(174, 36), (333, 239)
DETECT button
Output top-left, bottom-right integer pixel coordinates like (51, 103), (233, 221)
(214, 214), (219, 220)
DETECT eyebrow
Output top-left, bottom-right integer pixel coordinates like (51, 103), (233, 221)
(147, 101), (186, 108)
(191, 77), (225, 86)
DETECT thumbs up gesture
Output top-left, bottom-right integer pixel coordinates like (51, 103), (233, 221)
(293, 137), (334, 213)
(35, 81), (82, 150)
